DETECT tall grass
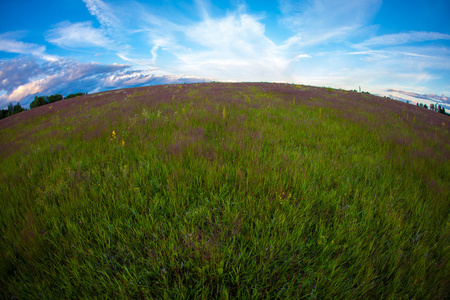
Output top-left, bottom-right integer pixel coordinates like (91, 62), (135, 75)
(1, 83), (449, 299)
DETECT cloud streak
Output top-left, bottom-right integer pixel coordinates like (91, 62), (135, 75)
(356, 31), (450, 48)
(46, 21), (114, 49)
(82, 0), (120, 31)
(278, 0), (382, 44)
(0, 32), (58, 61)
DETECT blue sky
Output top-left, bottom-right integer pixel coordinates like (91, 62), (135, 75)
(1, 0), (449, 109)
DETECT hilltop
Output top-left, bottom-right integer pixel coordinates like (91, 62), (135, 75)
(0, 82), (449, 299)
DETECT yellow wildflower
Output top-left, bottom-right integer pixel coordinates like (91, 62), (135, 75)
(122, 140), (125, 146)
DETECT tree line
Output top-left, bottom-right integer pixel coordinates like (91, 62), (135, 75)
(416, 102), (448, 115)
(1, 92), (86, 120)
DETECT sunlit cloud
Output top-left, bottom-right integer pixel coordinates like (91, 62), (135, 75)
(0, 56), (208, 108)
(0, 57), (128, 107)
(6, 75), (60, 102)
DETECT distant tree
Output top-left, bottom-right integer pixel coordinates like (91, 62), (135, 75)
(7, 103), (13, 115)
(430, 103), (435, 111)
(0, 109), (8, 119)
(30, 96), (48, 109)
(1, 102), (25, 119)
(424, 104), (428, 109)
(64, 92), (85, 99)
(13, 102), (24, 114)
(48, 94), (63, 103)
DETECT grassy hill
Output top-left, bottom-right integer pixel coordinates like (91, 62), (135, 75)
(0, 82), (449, 299)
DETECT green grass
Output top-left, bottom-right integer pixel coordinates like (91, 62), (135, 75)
(0, 82), (449, 299)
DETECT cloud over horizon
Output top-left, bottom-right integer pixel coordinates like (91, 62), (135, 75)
(0, 57), (207, 108)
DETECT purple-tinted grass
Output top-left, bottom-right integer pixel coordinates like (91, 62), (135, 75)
(1, 82), (449, 161)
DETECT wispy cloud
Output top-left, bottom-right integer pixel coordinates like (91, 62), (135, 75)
(356, 31), (450, 48)
(82, 0), (120, 31)
(102, 71), (207, 89)
(278, 0), (382, 33)
(46, 0), (130, 55)
(46, 21), (114, 49)
(0, 32), (58, 61)
(130, 2), (313, 82)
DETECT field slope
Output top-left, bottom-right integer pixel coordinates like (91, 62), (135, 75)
(1, 82), (449, 299)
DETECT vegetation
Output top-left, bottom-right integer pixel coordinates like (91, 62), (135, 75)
(1, 93), (87, 120)
(417, 102), (447, 115)
(29, 93), (86, 109)
(65, 92), (86, 100)
(0, 102), (25, 119)
(0, 83), (448, 299)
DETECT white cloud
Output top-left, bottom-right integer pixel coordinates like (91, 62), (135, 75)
(0, 38), (45, 56)
(117, 52), (159, 70)
(6, 74), (60, 102)
(0, 57), (130, 108)
(172, 14), (289, 80)
(0, 56), (208, 109)
(278, 0), (382, 32)
(346, 47), (450, 73)
(273, 0), (384, 54)
(102, 71), (207, 88)
(45, 0), (130, 55)
(356, 31), (450, 48)
(134, 8), (310, 82)
(82, 0), (120, 31)
(0, 33), (58, 61)
(46, 21), (114, 49)
(383, 88), (450, 109)
(185, 13), (276, 59)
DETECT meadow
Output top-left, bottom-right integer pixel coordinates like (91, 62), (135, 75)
(0, 82), (449, 299)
